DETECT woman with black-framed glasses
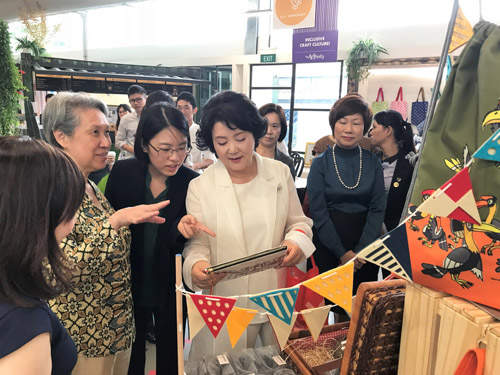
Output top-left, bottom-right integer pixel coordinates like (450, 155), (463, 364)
(105, 103), (204, 375)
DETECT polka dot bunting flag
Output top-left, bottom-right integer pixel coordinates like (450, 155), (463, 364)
(189, 294), (237, 339)
(302, 262), (354, 313)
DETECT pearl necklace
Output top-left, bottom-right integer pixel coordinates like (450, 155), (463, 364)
(332, 144), (362, 190)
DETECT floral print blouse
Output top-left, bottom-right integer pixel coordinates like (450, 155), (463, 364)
(49, 182), (134, 357)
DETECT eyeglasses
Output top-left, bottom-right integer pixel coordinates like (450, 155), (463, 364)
(129, 97), (144, 104)
(149, 143), (191, 159)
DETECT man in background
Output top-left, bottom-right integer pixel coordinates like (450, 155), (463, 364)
(176, 92), (216, 172)
(116, 84), (147, 160)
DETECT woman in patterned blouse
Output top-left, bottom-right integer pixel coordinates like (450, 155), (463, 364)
(43, 92), (169, 375)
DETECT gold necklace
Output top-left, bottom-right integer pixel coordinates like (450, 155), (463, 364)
(332, 144), (362, 190)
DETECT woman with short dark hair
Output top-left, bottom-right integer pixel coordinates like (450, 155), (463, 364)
(307, 94), (386, 318)
(256, 103), (296, 179)
(0, 136), (84, 375)
(106, 103), (200, 375)
(180, 91), (315, 359)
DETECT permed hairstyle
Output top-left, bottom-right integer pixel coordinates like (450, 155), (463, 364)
(134, 102), (190, 167)
(145, 90), (175, 110)
(329, 93), (373, 135)
(0, 136), (85, 306)
(373, 110), (416, 155)
(176, 92), (197, 109)
(43, 92), (108, 149)
(258, 103), (288, 142)
(197, 90), (267, 155)
(127, 84), (147, 97)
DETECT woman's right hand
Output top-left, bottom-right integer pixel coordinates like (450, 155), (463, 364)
(191, 260), (225, 290)
(109, 200), (170, 230)
(340, 250), (365, 271)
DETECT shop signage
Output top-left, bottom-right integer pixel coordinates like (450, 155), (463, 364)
(292, 29), (338, 63)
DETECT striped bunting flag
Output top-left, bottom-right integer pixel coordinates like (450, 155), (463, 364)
(357, 224), (413, 281)
(249, 287), (299, 325)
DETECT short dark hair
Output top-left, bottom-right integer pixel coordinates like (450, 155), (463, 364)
(176, 92), (197, 109)
(134, 103), (190, 167)
(258, 103), (288, 142)
(198, 91), (267, 155)
(329, 93), (373, 135)
(128, 84), (147, 97)
(0, 136), (85, 306)
(145, 90), (175, 110)
(374, 110), (416, 155)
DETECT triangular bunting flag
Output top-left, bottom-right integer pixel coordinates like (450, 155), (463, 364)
(268, 312), (298, 351)
(473, 128), (500, 162)
(226, 307), (258, 348)
(186, 295), (205, 340)
(302, 262), (354, 313)
(249, 287), (299, 325)
(448, 7), (474, 53)
(190, 294), (237, 339)
(301, 306), (331, 342)
(415, 167), (481, 225)
(357, 224), (413, 281)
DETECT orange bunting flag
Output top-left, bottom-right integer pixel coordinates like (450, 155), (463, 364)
(186, 295), (205, 340)
(415, 167), (481, 225)
(268, 312), (298, 351)
(301, 306), (331, 342)
(226, 307), (258, 348)
(449, 7), (474, 53)
(302, 262), (354, 313)
(190, 294), (237, 339)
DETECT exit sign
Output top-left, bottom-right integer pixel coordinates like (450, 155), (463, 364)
(261, 54), (276, 63)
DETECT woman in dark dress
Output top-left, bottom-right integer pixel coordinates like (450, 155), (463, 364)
(307, 94), (386, 307)
(105, 103), (200, 375)
(369, 110), (416, 232)
(0, 136), (84, 375)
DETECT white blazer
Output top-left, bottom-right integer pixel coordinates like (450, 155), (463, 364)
(183, 153), (315, 358)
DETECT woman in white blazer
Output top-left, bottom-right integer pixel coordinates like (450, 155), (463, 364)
(178, 91), (315, 360)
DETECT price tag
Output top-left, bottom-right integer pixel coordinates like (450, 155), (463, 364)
(217, 354), (229, 365)
(273, 355), (287, 366)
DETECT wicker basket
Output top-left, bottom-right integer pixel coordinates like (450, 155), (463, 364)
(341, 279), (406, 375)
(284, 322), (350, 375)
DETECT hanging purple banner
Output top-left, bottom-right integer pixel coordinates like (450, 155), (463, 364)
(293, 30), (338, 63)
(292, 0), (338, 63)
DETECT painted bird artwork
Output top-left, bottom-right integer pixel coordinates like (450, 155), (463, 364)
(421, 222), (482, 289)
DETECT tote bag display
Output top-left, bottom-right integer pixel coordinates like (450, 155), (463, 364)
(390, 86), (407, 119)
(412, 87), (429, 134)
(371, 87), (388, 114)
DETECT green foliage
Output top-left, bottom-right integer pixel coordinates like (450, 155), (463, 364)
(15, 35), (46, 58)
(0, 19), (23, 136)
(346, 38), (388, 83)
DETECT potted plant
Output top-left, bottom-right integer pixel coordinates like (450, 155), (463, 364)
(15, 36), (46, 58)
(345, 38), (388, 93)
(0, 20), (24, 136)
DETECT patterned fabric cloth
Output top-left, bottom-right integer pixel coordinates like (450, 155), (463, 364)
(49, 181), (134, 357)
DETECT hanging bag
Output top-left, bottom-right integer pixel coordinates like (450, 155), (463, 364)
(371, 87), (388, 114)
(412, 87), (429, 134)
(390, 86), (408, 119)
(286, 255), (325, 330)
